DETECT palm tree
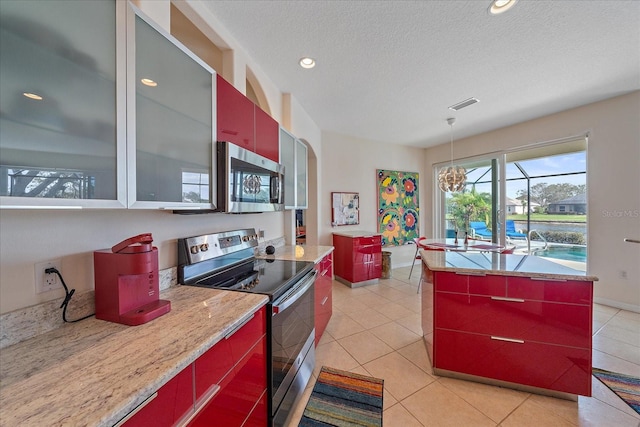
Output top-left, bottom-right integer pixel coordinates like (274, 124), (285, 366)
(448, 187), (491, 233)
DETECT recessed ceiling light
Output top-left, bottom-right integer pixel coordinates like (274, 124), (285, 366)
(141, 78), (158, 87)
(23, 92), (43, 100)
(488, 0), (518, 15)
(299, 57), (316, 69)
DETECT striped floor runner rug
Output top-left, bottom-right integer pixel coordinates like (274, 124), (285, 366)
(593, 367), (640, 414)
(299, 366), (384, 426)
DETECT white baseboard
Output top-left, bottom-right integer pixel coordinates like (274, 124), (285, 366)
(593, 297), (640, 314)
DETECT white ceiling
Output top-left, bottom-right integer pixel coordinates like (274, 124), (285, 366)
(202, 0), (640, 148)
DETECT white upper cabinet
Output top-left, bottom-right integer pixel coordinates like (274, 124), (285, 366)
(126, 4), (216, 210)
(0, 0), (127, 208)
(279, 127), (308, 210)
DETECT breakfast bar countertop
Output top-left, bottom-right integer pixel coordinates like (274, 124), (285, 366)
(421, 250), (598, 282)
(0, 286), (268, 427)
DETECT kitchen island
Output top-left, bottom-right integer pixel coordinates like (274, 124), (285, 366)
(0, 286), (268, 426)
(420, 250), (598, 400)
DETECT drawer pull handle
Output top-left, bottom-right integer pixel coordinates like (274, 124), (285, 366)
(224, 313), (255, 339)
(491, 296), (525, 303)
(181, 384), (222, 425)
(456, 272), (486, 276)
(529, 277), (567, 282)
(491, 336), (524, 344)
(114, 392), (158, 426)
(321, 296), (329, 306)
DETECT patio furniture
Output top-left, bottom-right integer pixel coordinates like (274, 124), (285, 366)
(469, 221), (492, 239)
(506, 220), (527, 239)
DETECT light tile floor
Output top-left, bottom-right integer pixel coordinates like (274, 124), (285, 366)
(286, 266), (640, 426)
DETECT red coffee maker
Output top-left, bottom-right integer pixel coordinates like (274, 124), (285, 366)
(94, 233), (171, 326)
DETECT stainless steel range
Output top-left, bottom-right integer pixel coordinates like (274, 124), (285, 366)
(178, 228), (316, 427)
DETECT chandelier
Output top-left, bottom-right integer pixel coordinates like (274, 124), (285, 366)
(438, 118), (467, 192)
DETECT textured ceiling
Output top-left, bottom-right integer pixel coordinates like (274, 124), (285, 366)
(202, 0), (640, 147)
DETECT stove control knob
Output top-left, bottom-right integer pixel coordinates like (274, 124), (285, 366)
(242, 236), (249, 242)
(190, 246), (199, 254)
(200, 243), (209, 252)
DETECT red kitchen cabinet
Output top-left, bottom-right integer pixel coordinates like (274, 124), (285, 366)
(333, 233), (382, 287)
(217, 75), (255, 152)
(314, 252), (334, 345)
(120, 363), (194, 427)
(254, 106), (279, 162)
(191, 306), (267, 426)
(217, 75), (279, 162)
(424, 266), (593, 397)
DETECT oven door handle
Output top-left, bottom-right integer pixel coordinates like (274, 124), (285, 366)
(272, 270), (317, 316)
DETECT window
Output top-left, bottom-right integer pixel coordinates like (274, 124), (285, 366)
(181, 170), (209, 203)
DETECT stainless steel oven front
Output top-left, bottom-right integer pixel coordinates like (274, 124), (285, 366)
(269, 269), (316, 427)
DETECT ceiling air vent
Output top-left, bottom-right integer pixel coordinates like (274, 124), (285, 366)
(448, 97), (480, 111)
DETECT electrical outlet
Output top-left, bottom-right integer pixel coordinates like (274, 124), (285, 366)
(35, 259), (63, 294)
(619, 270), (628, 279)
(258, 229), (265, 239)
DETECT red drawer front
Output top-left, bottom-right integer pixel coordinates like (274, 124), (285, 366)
(195, 307), (266, 399)
(435, 293), (591, 348)
(243, 389), (268, 427)
(434, 271), (468, 293)
(315, 288), (333, 345)
(354, 236), (381, 246)
(468, 275), (506, 297)
(507, 277), (593, 305)
(434, 329), (591, 396)
(190, 336), (267, 426)
(122, 364), (194, 427)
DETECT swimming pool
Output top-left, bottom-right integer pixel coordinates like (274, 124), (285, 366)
(534, 245), (587, 262)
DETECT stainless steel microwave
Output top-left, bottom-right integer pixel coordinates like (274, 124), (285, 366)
(216, 141), (285, 213)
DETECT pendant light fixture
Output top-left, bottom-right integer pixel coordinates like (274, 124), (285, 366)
(438, 118), (467, 192)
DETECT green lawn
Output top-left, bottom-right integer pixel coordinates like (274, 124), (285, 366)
(508, 214), (587, 222)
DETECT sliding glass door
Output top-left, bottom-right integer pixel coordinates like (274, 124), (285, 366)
(435, 137), (588, 268)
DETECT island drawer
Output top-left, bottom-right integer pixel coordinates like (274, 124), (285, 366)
(507, 277), (592, 305)
(435, 271), (507, 296)
(435, 293), (591, 347)
(434, 328), (591, 396)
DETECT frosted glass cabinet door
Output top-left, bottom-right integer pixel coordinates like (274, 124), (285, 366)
(0, 0), (126, 207)
(280, 127), (296, 208)
(128, 6), (215, 209)
(296, 139), (308, 209)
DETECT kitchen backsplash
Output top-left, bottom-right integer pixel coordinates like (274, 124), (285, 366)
(0, 266), (177, 349)
(0, 237), (285, 349)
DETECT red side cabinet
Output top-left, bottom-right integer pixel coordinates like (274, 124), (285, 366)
(333, 234), (382, 286)
(217, 75), (254, 151)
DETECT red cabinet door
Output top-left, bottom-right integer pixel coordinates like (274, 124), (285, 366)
(189, 336), (267, 426)
(195, 307), (266, 400)
(314, 254), (333, 345)
(217, 75), (254, 151)
(254, 106), (279, 162)
(121, 364), (194, 427)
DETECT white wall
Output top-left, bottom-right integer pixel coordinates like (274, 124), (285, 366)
(424, 91), (640, 311)
(319, 131), (426, 267)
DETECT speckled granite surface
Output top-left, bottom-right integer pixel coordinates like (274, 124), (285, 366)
(0, 286), (267, 426)
(256, 245), (334, 264)
(421, 250), (598, 281)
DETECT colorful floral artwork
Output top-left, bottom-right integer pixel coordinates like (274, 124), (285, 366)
(377, 169), (419, 246)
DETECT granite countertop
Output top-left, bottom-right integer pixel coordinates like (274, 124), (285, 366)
(421, 250), (598, 282)
(257, 245), (334, 264)
(332, 230), (381, 238)
(0, 286), (268, 426)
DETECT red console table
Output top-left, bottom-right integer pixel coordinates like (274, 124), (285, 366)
(420, 251), (597, 399)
